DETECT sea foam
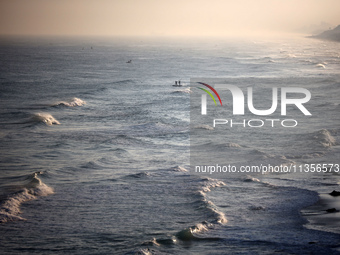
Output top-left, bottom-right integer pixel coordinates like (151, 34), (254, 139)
(53, 97), (86, 107)
(0, 172), (54, 223)
(29, 113), (60, 126)
(175, 177), (227, 241)
(313, 129), (336, 147)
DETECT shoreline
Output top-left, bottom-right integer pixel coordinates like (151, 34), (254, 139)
(302, 191), (340, 235)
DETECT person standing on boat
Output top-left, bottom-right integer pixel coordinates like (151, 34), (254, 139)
(178, 80), (181, 86)
(175, 81), (178, 85)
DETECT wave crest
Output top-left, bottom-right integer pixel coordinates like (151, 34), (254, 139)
(244, 175), (261, 182)
(170, 166), (188, 172)
(313, 129), (336, 147)
(316, 63), (327, 69)
(171, 88), (191, 94)
(29, 113), (60, 126)
(176, 222), (210, 241)
(0, 172), (54, 223)
(53, 97), (86, 107)
(194, 125), (214, 130)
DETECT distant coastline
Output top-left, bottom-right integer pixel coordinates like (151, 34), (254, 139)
(308, 25), (340, 42)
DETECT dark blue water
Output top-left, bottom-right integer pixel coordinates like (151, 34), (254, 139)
(0, 36), (339, 254)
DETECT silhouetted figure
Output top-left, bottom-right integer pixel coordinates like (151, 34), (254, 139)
(326, 208), (338, 213)
(330, 190), (340, 196)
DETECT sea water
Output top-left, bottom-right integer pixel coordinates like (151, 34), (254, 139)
(0, 36), (339, 254)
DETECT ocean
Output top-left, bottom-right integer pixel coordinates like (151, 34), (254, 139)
(0, 36), (339, 254)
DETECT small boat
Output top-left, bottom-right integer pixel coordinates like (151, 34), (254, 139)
(126, 60), (132, 63)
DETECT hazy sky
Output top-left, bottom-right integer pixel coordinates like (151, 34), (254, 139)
(1, 0), (340, 37)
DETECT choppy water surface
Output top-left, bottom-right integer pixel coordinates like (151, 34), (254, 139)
(0, 36), (339, 254)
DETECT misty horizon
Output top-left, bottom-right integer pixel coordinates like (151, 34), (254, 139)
(1, 0), (340, 37)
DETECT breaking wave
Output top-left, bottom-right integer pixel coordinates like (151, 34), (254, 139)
(53, 97), (86, 107)
(313, 129), (336, 148)
(171, 88), (191, 94)
(170, 166), (188, 172)
(125, 172), (151, 179)
(134, 248), (153, 255)
(176, 222), (214, 241)
(194, 125), (214, 130)
(175, 177), (227, 241)
(316, 63), (326, 69)
(0, 172), (54, 223)
(225, 142), (242, 148)
(244, 175), (261, 182)
(27, 113), (60, 126)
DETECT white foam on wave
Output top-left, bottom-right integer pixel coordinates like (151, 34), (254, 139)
(204, 199), (227, 224)
(142, 237), (176, 248)
(54, 97), (86, 107)
(172, 88), (191, 94)
(135, 248), (153, 255)
(200, 177), (226, 193)
(198, 177), (227, 224)
(176, 222), (212, 241)
(313, 129), (336, 147)
(301, 152), (325, 159)
(30, 113), (60, 126)
(194, 125), (214, 130)
(171, 166), (188, 172)
(0, 172), (54, 223)
(225, 142), (242, 148)
(174, 176), (228, 241)
(316, 63), (326, 69)
(243, 175), (276, 188)
(244, 175), (260, 182)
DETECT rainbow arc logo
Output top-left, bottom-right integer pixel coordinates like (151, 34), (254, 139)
(197, 82), (223, 106)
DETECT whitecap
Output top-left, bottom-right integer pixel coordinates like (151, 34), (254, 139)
(171, 166), (188, 172)
(194, 125), (214, 130)
(0, 172), (54, 223)
(316, 63), (326, 69)
(53, 97), (86, 107)
(225, 142), (242, 148)
(244, 175), (260, 182)
(313, 129), (336, 147)
(29, 113), (60, 126)
(171, 88), (191, 94)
